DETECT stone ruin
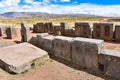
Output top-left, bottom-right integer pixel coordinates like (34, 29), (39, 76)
(0, 21), (119, 80)
(93, 23), (114, 41)
(29, 33), (120, 79)
(33, 22), (119, 42)
(21, 22), (30, 42)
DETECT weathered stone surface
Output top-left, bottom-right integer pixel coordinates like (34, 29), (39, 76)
(54, 25), (61, 35)
(72, 37), (104, 70)
(115, 25), (120, 41)
(21, 22), (30, 42)
(28, 36), (37, 46)
(93, 23), (113, 41)
(6, 27), (17, 39)
(60, 22), (68, 35)
(99, 49), (120, 80)
(44, 22), (54, 33)
(33, 23), (44, 33)
(75, 22), (91, 38)
(37, 33), (49, 48)
(53, 36), (73, 61)
(0, 26), (7, 36)
(0, 43), (49, 73)
(64, 28), (75, 37)
(37, 33), (55, 54)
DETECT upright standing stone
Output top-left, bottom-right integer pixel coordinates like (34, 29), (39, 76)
(60, 22), (68, 35)
(75, 22), (91, 38)
(6, 27), (17, 39)
(93, 23), (113, 41)
(54, 25), (61, 35)
(72, 37), (104, 70)
(53, 36), (73, 61)
(44, 22), (54, 33)
(33, 23), (44, 33)
(0, 26), (7, 36)
(21, 22), (30, 42)
(115, 25), (120, 41)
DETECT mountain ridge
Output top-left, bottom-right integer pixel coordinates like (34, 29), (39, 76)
(0, 12), (101, 18)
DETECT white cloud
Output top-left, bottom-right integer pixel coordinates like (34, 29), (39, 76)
(0, 0), (20, 6)
(1, 1), (120, 16)
(60, 0), (70, 2)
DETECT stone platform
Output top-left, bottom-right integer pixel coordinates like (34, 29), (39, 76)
(0, 43), (49, 73)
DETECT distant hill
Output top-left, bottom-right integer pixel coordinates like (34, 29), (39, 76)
(0, 12), (100, 18)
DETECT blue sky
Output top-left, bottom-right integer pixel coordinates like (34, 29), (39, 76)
(0, 0), (120, 16)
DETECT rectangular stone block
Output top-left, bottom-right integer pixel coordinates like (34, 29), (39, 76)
(33, 23), (44, 33)
(44, 22), (54, 33)
(64, 28), (75, 37)
(54, 25), (60, 35)
(21, 22), (30, 42)
(60, 22), (68, 35)
(99, 49), (120, 80)
(75, 22), (91, 38)
(93, 23), (113, 41)
(37, 33), (55, 54)
(37, 33), (49, 49)
(72, 37), (104, 70)
(115, 25), (120, 41)
(53, 36), (73, 61)
(6, 27), (17, 39)
(0, 26), (7, 36)
(0, 43), (49, 73)
(28, 36), (37, 46)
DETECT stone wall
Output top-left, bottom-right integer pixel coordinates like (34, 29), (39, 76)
(28, 33), (120, 79)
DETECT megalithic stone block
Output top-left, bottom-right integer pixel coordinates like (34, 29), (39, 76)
(93, 23), (113, 41)
(99, 49), (120, 80)
(0, 26), (7, 36)
(72, 37), (104, 70)
(33, 23), (44, 33)
(6, 27), (17, 39)
(53, 36), (73, 61)
(21, 22), (30, 42)
(75, 22), (91, 38)
(60, 22), (68, 35)
(115, 25), (120, 41)
(44, 22), (53, 33)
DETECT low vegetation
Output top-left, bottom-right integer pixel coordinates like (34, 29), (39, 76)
(0, 16), (104, 27)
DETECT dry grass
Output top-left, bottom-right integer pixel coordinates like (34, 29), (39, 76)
(0, 16), (104, 28)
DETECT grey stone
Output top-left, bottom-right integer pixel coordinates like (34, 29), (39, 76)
(60, 22), (68, 35)
(33, 23), (44, 33)
(75, 22), (91, 38)
(21, 22), (30, 42)
(115, 25), (120, 41)
(54, 25), (61, 35)
(0, 43), (49, 73)
(93, 23), (113, 41)
(72, 37), (104, 70)
(28, 36), (38, 46)
(99, 49), (120, 80)
(53, 36), (73, 61)
(6, 27), (17, 39)
(0, 26), (7, 36)
(44, 22), (54, 33)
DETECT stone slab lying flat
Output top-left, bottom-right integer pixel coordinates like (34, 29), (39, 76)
(0, 43), (49, 73)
